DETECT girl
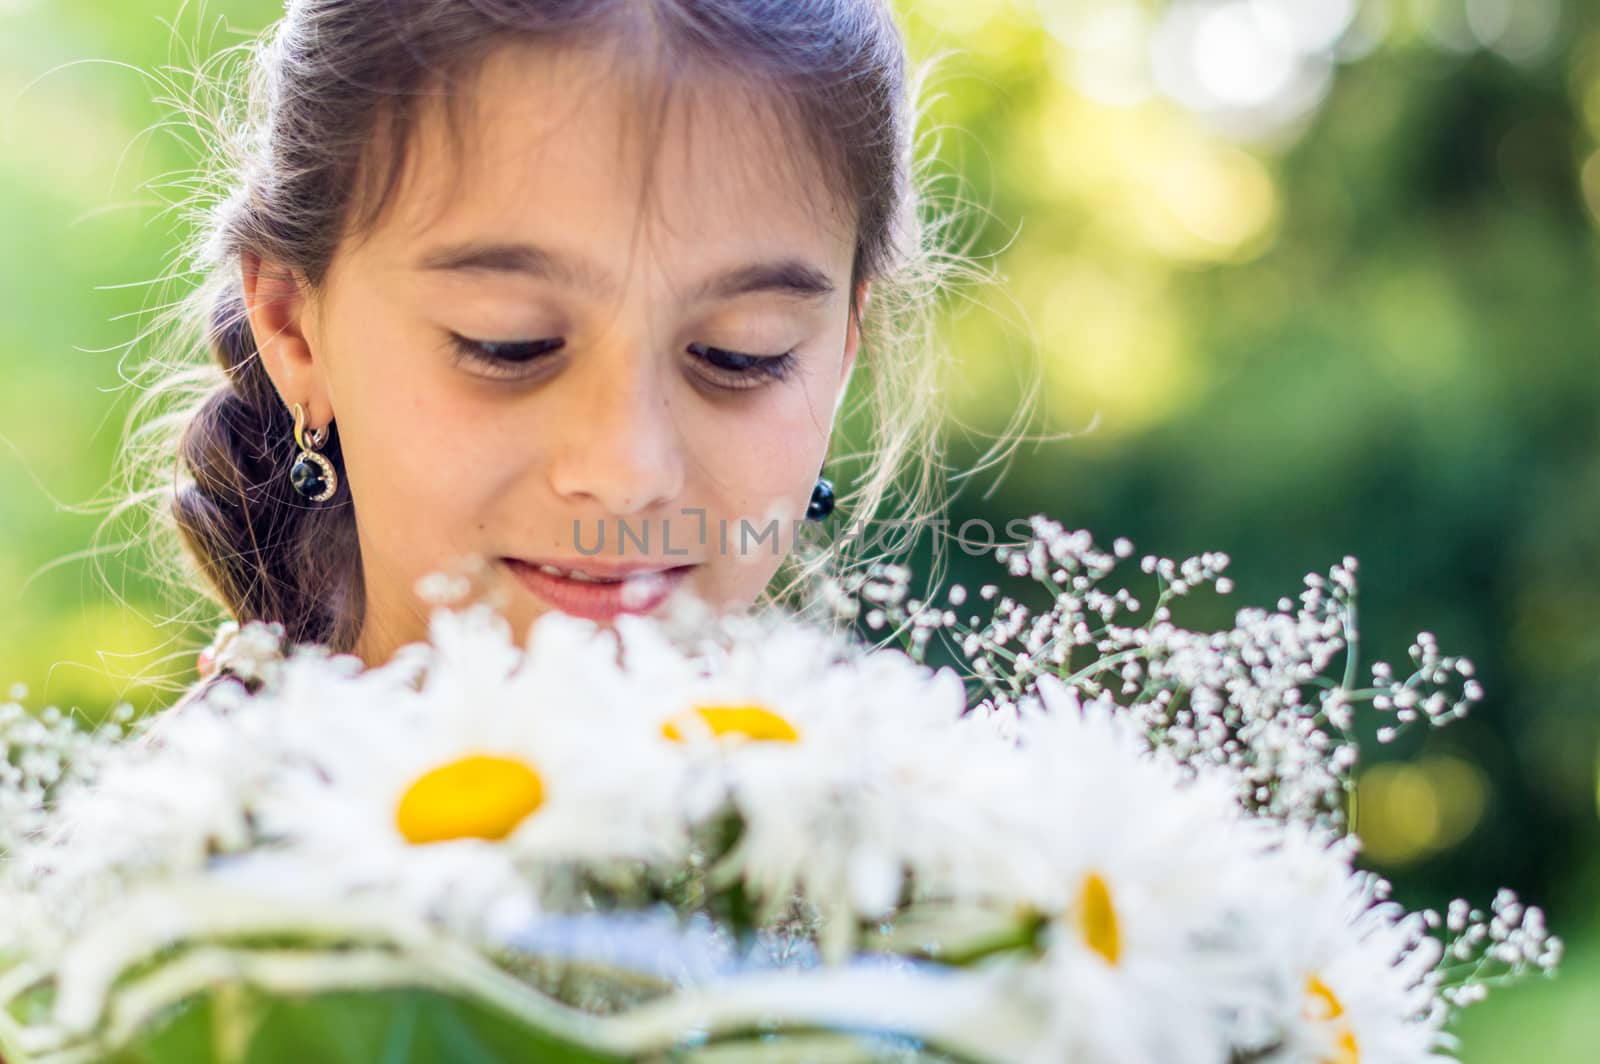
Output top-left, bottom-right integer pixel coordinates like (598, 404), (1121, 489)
(122, 0), (1014, 691)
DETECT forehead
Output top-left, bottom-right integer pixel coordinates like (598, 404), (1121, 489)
(359, 39), (855, 280)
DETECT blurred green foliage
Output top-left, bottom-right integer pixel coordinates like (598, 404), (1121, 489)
(2, 0), (1596, 1056)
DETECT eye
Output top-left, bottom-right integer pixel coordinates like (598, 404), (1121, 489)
(687, 342), (798, 391)
(448, 334), (566, 380)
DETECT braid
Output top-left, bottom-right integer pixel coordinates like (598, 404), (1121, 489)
(169, 282), (365, 650)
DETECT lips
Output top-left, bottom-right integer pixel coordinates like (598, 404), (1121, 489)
(502, 557), (696, 621)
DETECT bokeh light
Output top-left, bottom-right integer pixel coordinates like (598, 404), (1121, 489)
(1356, 755), (1493, 867)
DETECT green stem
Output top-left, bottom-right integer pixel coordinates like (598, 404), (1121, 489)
(1339, 590), (1359, 696)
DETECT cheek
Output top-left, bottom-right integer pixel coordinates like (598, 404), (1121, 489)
(693, 348), (842, 489)
(685, 383), (836, 606)
(325, 336), (506, 562)
(693, 389), (830, 511)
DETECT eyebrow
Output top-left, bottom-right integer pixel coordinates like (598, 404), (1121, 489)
(415, 241), (837, 304)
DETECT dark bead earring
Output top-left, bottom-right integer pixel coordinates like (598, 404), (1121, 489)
(289, 402), (338, 502)
(805, 476), (835, 522)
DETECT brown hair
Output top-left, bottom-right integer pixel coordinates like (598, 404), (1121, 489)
(110, 0), (1029, 658)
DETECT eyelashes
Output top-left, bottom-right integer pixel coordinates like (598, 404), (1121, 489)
(446, 334), (798, 391)
(684, 342), (798, 387)
(449, 336), (565, 371)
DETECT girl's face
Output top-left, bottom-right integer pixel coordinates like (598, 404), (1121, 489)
(246, 42), (865, 665)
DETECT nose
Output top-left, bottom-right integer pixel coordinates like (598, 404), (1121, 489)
(545, 344), (687, 517)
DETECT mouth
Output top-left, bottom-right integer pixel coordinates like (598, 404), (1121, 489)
(501, 557), (699, 621)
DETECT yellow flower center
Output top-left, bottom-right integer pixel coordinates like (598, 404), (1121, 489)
(394, 754), (544, 844)
(1071, 871), (1121, 966)
(1304, 974), (1360, 1064)
(662, 703), (801, 744)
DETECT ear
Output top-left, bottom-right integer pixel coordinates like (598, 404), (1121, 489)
(836, 279), (870, 419)
(240, 251), (332, 429)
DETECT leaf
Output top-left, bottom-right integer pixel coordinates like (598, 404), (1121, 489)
(97, 985), (624, 1064)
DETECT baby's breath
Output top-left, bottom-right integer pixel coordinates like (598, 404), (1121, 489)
(818, 518), (1557, 1016)
(836, 519), (1483, 832)
(1433, 889), (1564, 1007)
(0, 698), (127, 859)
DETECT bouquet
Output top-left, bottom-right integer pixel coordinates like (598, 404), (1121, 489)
(0, 518), (1560, 1063)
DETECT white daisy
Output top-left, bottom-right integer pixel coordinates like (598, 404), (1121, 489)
(13, 682), (296, 936)
(1001, 674), (1279, 1064)
(13, 605), (693, 951)
(609, 609), (992, 954)
(1247, 827), (1451, 1064)
(247, 605), (692, 937)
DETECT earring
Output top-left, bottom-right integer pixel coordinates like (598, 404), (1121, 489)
(289, 402), (338, 502)
(805, 476), (835, 522)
